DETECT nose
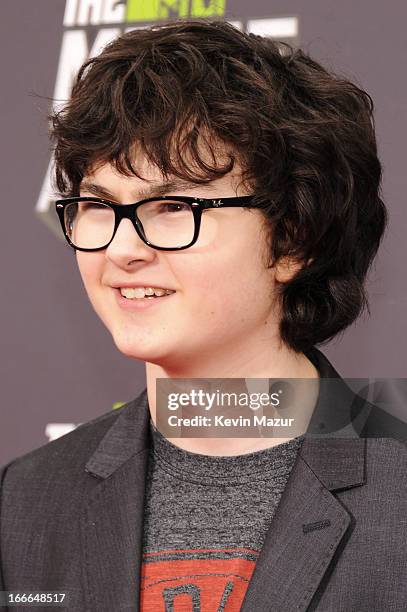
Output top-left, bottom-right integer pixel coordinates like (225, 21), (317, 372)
(105, 217), (156, 266)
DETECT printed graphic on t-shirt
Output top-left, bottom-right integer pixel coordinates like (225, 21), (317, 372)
(139, 546), (259, 611)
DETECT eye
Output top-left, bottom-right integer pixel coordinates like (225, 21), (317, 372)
(157, 202), (191, 213)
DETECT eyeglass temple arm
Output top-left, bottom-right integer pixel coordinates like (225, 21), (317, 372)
(201, 196), (254, 209)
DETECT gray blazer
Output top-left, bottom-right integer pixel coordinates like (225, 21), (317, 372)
(1, 348), (406, 611)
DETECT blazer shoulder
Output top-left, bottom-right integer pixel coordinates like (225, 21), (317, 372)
(0, 391), (144, 487)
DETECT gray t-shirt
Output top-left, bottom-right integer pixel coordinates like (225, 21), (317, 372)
(139, 418), (304, 610)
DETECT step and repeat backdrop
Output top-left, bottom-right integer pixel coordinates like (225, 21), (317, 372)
(1, 0), (406, 465)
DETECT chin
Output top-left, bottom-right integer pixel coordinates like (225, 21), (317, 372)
(110, 330), (164, 363)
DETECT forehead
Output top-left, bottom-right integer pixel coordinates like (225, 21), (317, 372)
(82, 152), (249, 200)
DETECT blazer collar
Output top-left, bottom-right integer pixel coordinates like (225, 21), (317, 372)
(300, 346), (366, 491)
(82, 347), (367, 612)
(84, 388), (151, 480)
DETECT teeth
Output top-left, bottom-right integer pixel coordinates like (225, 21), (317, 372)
(119, 287), (174, 299)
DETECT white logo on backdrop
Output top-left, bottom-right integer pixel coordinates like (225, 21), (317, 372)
(45, 422), (81, 441)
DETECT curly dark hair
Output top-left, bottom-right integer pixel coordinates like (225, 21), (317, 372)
(49, 18), (387, 353)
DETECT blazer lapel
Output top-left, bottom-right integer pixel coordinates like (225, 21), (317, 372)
(80, 390), (151, 612)
(240, 435), (366, 612)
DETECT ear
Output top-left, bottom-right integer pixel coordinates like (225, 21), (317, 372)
(274, 256), (304, 283)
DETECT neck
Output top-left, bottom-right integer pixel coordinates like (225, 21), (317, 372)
(145, 336), (320, 456)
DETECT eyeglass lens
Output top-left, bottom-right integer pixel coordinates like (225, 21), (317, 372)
(64, 199), (196, 249)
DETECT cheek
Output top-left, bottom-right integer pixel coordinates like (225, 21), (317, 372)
(179, 252), (273, 324)
(75, 253), (104, 294)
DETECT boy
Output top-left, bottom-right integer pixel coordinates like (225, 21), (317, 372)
(1, 19), (406, 612)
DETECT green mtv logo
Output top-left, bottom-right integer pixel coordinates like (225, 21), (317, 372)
(126, 0), (226, 22)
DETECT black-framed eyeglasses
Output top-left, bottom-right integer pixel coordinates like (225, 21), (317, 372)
(55, 195), (255, 252)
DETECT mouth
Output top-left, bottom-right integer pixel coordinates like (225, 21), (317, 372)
(113, 287), (177, 310)
(118, 288), (176, 300)
(117, 285), (175, 297)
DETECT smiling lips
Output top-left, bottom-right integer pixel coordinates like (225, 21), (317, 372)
(119, 287), (176, 299)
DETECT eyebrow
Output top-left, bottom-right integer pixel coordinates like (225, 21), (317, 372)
(79, 178), (217, 201)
